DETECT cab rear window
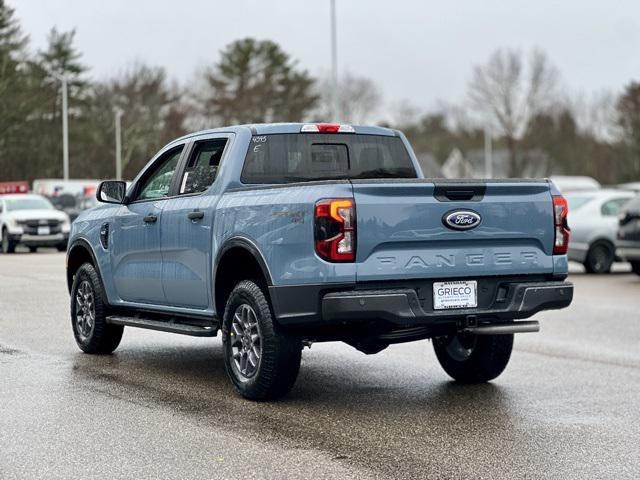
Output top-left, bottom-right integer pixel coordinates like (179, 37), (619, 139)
(241, 134), (417, 184)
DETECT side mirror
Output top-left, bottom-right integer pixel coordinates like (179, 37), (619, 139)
(97, 180), (127, 204)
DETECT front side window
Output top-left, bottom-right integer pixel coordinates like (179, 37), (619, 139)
(135, 146), (183, 201)
(179, 139), (227, 195)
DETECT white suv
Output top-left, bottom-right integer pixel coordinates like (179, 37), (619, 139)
(0, 194), (71, 253)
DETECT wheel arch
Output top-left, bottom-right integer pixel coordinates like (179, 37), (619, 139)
(213, 237), (273, 318)
(588, 237), (615, 252)
(66, 239), (101, 294)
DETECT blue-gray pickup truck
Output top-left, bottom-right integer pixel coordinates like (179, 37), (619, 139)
(66, 123), (573, 400)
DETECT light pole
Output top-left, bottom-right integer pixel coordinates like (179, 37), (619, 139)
(114, 108), (124, 181)
(330, 0), (338, 120)
(45, 68), (70, 181)
(484, 126), (493, 179)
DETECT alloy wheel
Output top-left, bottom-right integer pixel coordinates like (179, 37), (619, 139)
(230, 303), (262, 379)
(75, 280), (95, 341)
(589, 244), (610, 273)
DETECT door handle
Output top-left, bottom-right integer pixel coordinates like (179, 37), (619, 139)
(187, 211), (204, 221)
(143, 214), (158, 223)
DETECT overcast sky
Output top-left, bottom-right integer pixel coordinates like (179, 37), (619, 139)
(11, 0), (640, 116)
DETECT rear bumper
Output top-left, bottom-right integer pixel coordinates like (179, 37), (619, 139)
(270, 279), (573, 329)
(322, 281), (573, 325)
(568, 243), (589, 263)
(616, 240), (640, 261)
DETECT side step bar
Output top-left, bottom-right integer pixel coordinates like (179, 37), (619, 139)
(106, 315), (218, 337)
(464, 320), (539, 335)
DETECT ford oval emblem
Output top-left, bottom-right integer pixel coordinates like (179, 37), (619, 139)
(443, 210), (482, 231)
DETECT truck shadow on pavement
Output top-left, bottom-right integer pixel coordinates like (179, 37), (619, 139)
(69, 338), (515, 427)
(69, 340), (518, 478)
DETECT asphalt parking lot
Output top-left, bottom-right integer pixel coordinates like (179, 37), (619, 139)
(1, 251), (639, 479)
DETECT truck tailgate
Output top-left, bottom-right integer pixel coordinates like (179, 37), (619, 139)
(352, 180), (554, 281)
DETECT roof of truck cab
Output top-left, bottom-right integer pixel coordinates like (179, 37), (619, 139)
(170, 123), (398, 144)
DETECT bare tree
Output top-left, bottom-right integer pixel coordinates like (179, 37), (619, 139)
(468, 49), (559, 176)
(317, 71), (382, 124)
(570, 91), (619, 143)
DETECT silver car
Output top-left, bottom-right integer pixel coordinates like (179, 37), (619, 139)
(566, 189), (637, 273)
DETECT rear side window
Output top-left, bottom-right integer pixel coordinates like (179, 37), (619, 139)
(601, 198), (630, 217)
(621, 195), (640, 213)
(179, 139), (227, 195)
(241, 134), (417, 184)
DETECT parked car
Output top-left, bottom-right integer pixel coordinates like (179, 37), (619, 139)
(550, 175), (600, 193)
(0, 193), (71, 253)
(565, 189), (636, 273)
(66, 123), (573, 400)
(32, 178), (101, 197)
(48, 193), (81, 222)
(616, 195), (640, 275)
(616, 181), (640, 193)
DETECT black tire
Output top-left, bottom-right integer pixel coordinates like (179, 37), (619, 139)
(1, 228), (15, 253)
(29, 246), (37, 253)
(70, 262), (123, 354)
(56, 244), (67, 252)
(433, 333), (513, 383)
(631, 261), (640, 276)
(222, 280), (302, 401)
(584, 241), (614, 274)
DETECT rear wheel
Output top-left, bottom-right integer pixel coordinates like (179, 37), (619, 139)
(71, 263), (123, 354)
(1, 228), (15, 254)
(29, 246), (37, 253)
(584, 241), (614, 274)
(433, 333), (513, 383)
(222, 280), (302, 401)
(631, 261), (640, 276)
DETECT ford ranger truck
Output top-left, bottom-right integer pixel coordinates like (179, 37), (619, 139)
(66, 123), (573, 400)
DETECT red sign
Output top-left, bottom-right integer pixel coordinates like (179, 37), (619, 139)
(0, 181), (29, 194)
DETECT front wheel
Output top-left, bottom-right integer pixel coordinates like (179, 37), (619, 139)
(71, 263), (123, 354)
(222, 280), (302, 401)
(631, 261), (640, 276)
(433, 333), (513, 383)
(1, 228), (15, 254)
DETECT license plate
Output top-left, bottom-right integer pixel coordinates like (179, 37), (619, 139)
(433, 280), (478, 310)
(37, 226), (50, 235)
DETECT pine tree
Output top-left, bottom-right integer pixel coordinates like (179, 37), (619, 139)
(201, 38), (318, 124)
(30, 28), (89, 179)
(0, 0), (32, 180)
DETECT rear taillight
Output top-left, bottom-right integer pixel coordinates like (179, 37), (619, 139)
(314, 198), (356, 262)
(553, 195), (570, 255)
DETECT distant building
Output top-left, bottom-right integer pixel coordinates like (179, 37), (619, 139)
(414, 147), (551, 179)
(441, 149), (474, 178)
(465, 148), (549, 178)
(416, 152), (444, 178)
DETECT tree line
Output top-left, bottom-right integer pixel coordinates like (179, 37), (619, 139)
(1, 0), (639, 183)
